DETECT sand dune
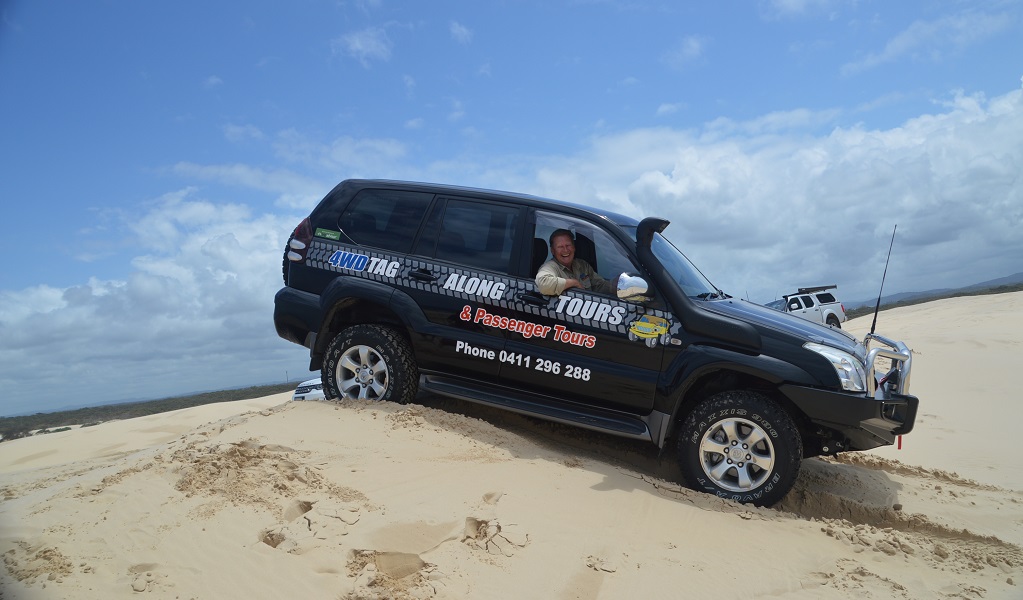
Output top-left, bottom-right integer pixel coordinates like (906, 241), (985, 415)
(1, 292), (1021, 599)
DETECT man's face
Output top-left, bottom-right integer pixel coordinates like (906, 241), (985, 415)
(551, 233), (575, 268)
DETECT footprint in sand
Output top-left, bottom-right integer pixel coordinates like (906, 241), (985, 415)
(459, 491), (529, 557)
(346, 550), (439, 599)
(260, 498), (363, 553)
(585, 555), (617, 573)
(127, 563), (167, 593)
(461, 517), (529, 557)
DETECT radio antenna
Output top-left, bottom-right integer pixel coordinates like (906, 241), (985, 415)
(870, 225), (897, 336)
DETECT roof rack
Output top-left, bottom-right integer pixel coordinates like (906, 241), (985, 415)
(795, 285), (837, 294)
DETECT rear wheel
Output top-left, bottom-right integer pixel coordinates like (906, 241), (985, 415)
(677, 390), (802, 507)
(826, 315), (841, 328)
(321, 325), (418, 404)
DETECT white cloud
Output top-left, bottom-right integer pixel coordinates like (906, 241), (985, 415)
(3, 83), (1022, 416)
(663, 35), (706, 69)
(171, 162), (326, 210)
(293, 133), (405, 174)
(704, 107), (842, 137)
(764, 0), (840, 18)
(0, 190), (307, 416)
(450, 21), (472, 45)
(523, 86), (1023, 304)
(332, 27), (392, 67)
(204, 75), (223, 88)
(448, 99), (466, 122)
(656, 103), (685, 116)
(842, 11), (1014, 75)
(223, 123), (265, 142)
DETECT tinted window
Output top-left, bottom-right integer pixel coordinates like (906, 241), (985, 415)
(339, 189), (433, 253)
(415, 198), (519, 274)
(800, 295), (815, 308)
(816, 292), (836, 303)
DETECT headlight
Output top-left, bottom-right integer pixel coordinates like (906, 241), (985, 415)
(804, 342), (867, 392)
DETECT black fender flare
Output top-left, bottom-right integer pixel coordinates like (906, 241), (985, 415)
(655, 344), (822, 443)
(315, 277), (430, 357)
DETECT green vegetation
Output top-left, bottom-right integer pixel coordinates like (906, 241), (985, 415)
(0, 382), (296, 442)
(845, 283), (1023, 320)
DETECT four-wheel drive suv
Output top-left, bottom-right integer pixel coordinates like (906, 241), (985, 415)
(765, 285), (848, 328)
(274, 179), (919, 506)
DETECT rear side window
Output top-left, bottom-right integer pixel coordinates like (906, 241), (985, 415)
(800, 295), (816, 308)
(816, 292), (836, 303)
(415, 198), (520, 274)
(338, 189), (433, 253)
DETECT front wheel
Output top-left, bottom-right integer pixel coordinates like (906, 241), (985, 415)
(322, 325), (418, 404)
(677, 391), (802, 507)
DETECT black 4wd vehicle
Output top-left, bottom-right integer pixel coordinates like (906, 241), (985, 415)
(274, 179), (918, 506)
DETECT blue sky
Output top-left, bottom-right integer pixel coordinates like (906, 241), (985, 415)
(1, 0), (1021, 416)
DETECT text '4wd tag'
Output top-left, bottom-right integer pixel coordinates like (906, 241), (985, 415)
(327, 250), (400, 277)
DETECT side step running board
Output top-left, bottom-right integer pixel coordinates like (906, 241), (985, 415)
(419, 375), (653, 442)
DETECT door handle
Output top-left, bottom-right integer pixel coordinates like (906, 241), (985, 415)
(515, 291), (548, 307)
(410, 269), (439, 282)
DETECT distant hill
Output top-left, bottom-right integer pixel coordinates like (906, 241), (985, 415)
(846, 271), (1023, 310)
(0, 382), (296, 442)
(844, 273), (1023, 320)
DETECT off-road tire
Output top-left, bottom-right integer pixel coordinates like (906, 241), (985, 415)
(321, 325), (418, 404)
(826, 315), (841, 328)
(677, 390), (802, 507)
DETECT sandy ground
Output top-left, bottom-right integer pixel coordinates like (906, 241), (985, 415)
(1, 292), (1021, 599)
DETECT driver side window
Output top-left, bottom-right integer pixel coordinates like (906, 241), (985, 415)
(533, 211), (637, 295)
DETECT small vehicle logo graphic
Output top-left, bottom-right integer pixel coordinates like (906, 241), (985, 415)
(627, 315), (671, 347)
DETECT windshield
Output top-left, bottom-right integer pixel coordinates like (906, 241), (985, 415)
(650, 233), (721, 299)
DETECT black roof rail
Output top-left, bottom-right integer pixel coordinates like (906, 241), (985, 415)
(795, 285), (837, 294)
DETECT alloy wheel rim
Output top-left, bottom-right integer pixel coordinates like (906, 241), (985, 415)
(698, 417), (776, 492)
(336, 345), (389, 400)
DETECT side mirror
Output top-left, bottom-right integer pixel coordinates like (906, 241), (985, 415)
(788, 300), (801, 311)
(617, 273), (649, 302)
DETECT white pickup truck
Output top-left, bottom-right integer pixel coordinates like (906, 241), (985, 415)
(765, 285), (848, 328)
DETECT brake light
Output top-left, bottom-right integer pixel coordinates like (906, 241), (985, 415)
(287, 218), (313, 262)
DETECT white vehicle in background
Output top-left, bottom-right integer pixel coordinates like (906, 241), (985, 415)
(292, 378), (325, 401)
(765, 285), (848, 328)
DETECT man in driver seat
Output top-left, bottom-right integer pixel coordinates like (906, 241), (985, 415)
(535, 229), (613, 296)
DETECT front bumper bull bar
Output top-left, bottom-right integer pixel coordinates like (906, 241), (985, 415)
(864, 332), (913, 398)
